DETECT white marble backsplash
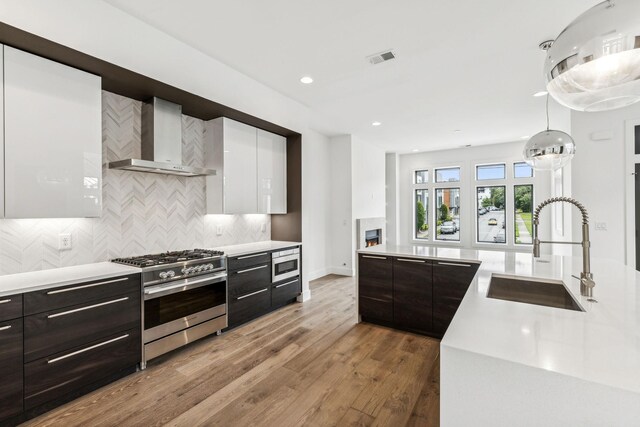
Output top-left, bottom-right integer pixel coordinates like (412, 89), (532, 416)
(0, 92), (270, 275)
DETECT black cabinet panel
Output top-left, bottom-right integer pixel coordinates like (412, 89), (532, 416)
(0, 294), (22, 322)
(228, 286), (271, 328)
(228, 264), (271, 298)
(272, 277), (300, 308)
(227, 253), (271, 272)
(358, 254), (393, 323)
(393, 258), (433, 334)
(0, 318), (23, 422)
(24, 328), (140, 410)
(24, 274), (140, 316)
(432, 261), (479, 336)
(24, 291), (141, 363)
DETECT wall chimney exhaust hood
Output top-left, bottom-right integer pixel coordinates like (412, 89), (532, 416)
(109, 97), (216, 177)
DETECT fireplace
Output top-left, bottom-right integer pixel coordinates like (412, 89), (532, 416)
(356, 217), (386, 249)
(365, 229), (382, 247)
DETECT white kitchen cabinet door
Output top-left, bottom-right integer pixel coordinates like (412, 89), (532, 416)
(3, 46), (102, 218)
(257, 129), (287, 214)
(223, 119), (258, 214)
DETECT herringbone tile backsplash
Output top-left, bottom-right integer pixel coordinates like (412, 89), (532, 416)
(0, 91), (270, 274)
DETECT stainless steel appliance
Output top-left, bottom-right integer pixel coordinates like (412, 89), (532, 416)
(272, 247), (300, 283)
(112, 249), (227, 368)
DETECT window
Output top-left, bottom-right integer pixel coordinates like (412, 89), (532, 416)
(476, 163), (506, 180)
(514, 162), (534, 178)
(435, 167), (460, 183)
(415, 170), (429, 184)
(436, 188), (460, 241)
(415, 190), (429, 240)
(514, 185), (533, 244)
(476, 186), (506, 243)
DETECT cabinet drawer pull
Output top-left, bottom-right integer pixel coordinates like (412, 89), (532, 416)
(46, 277), (129, 295)
(47, 334), (129, 364)
(275, 279), (298, 289)
(0, 299), (11, 304)
(47, 297), (129, 319)
(437, 262), (472, 268)
(362, 255), (387, 260)
(236, 265), (269, 275)
(237, 288), (268, 300)
(237, 253), (268, 260)
(397, 258), (426, 263)
(0, 325), (11, 331)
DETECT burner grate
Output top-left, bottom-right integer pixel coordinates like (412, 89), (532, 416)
(112, 249), (225, 268)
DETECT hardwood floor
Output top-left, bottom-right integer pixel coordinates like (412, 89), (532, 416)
(22, 274), (440, 427)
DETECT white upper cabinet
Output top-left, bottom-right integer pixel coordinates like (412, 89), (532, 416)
(205, 118), (287, 214)
(257, 129), (286, 214)
(3, 46), (102, 218)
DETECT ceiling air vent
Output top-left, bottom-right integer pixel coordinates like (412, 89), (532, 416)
(367, 49), (396, 65)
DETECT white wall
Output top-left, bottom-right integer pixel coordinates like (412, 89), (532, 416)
(571, 102), (640, 264)
(397, 141), (553, 251)
(0, 0), (335, 298)
(302, 130), (332, 283)
(385, 153), (400, 245)
(328, 136), (353, 276)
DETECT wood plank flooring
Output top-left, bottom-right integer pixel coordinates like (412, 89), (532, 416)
(22, 274), (440, 427)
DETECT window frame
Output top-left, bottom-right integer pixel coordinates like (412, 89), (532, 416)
(476, 162), (507, 181)
(414, 169), (429, 184)
(513, 162), (535, 179)
(513, 184), (534, 246)
(434, 166), (461, 183)
(475, 185), (507, 245)
(435, 187), (461, 242)
(414, 188), (430, 241)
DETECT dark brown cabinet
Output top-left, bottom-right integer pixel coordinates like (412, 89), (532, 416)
(358, 254), (393, 324)
(358, 254), (479, 339)
(432, 260), (480, 336)
(393, 258), (433, 334)
(272, 277), (300, 308)
(0, 317), (23, 421)
(227, 256), (272, 329)
(22, 273), (141, 415)
(0, 294), (23, 322)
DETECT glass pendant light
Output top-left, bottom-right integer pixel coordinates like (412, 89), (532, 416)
(544, 0), (640, 112)
(523, 95), (576, 171)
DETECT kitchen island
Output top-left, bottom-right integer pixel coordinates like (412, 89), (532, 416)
(357, 244), (640, 426)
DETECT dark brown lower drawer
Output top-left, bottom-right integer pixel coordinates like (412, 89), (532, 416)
(228, 286), (271, 328)
(0, 318), (23, 421)
(24, 328), (140, 410)
(24, 291), (141, 363)
(272, 277), (300, 307)
(0, 294), (22, 323)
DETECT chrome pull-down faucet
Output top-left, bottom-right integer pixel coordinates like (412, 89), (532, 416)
(532, 197), (595, 298)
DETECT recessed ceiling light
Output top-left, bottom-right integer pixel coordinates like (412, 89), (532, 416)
(372, 121), (382, 126)
(533, 91), (548, 97)
(300, 76), (313, 84)
(454, 129), (462, 133)
(412, 149), (419, 152)
(521, 136), (530, 140)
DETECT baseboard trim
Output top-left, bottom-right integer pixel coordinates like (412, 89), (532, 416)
(327, 267), (354, 277)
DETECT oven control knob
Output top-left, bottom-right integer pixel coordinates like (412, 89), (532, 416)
(185, 267), (194, 275)
(159, 272), (168, 280)
(206, 263), (214, 270)
(181, 267), (188, 275)
(167, 270), (175, 278)
(196, 265), (204, 272)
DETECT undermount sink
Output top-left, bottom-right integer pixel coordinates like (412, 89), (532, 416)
(487, 274), (584, 312)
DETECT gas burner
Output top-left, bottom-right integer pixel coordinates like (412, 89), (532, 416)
(112, 249), (225, 268)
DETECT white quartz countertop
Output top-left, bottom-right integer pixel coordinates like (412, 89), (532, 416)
(0, 262), (141, 297)
(215, 240), (301, 257)
(358, 244), (640, 395)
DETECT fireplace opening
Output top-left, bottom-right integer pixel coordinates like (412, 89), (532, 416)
(365, 229), (382, 247)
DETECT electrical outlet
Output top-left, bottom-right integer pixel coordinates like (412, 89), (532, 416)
(216, 225), (223, 236)
(261, 223), (266, 233)
(595, 222), (607, 231)
(58, 233), (72, 251)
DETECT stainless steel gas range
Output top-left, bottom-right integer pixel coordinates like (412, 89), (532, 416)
(112, 249), (227, 368)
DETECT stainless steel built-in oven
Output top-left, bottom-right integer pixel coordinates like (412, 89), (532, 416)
(272, 247), (300, 282)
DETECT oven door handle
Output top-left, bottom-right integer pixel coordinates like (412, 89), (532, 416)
(144, 272), (227, 300)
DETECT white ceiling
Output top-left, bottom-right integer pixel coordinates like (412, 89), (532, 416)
(104, 0), (599, 153)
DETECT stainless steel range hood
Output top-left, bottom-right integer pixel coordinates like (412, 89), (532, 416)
(109, 97), (215, 177)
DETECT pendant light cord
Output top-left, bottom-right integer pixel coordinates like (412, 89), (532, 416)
(546, 93), (550, 131)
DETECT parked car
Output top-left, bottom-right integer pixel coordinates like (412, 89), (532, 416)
(440, 221), (457, 234)
(494, 229), (506, 243)
(488, 218), (498, 226)
(478, 207), (487, 215)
